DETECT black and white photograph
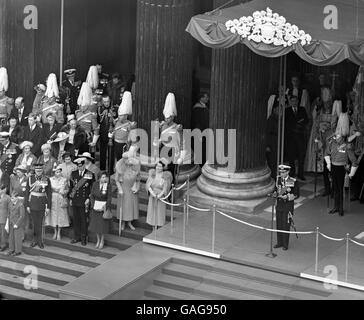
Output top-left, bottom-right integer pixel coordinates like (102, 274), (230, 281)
(0, 0), (364, 307)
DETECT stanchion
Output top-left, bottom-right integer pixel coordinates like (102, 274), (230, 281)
(183, 197), (187, 246)
(266, 197), (277, 258)
(315, 227), (319, 274)
(345, 233), (349, 282)
(170, 184), (174, 233)
(154, 196), (158, 240)
(212, 205), (216, 253)
(314, 148), (318, 198)
(186, 175), (190, 226)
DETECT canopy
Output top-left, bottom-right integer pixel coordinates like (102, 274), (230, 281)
(186, 0), (364, 66)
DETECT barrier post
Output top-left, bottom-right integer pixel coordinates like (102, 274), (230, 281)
(266, 198), (277, 258)
(186, 175), (190, 225)
(345, 233), (349, 282)
(183, 197), (187, 246)
(170, 184), (174, 233)
(212, 205), (216, 253)
(315, 227), (319, 274)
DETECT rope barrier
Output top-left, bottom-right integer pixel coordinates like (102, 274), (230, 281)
(319, 232), (345, 242)
(159, 189), (172, 201)
(350, 239), (364, 247)
(216, 210), (314, 234)
(159, 198), (183, 207)
(187, 203), (210, 212)
(174, 181), (187, 191)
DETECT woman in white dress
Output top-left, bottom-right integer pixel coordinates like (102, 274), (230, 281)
(146, 159), (172, 228)
(45, 165), (70, 240)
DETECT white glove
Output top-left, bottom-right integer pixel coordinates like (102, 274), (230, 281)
(324, 156), (331, 171)
(108, 132), (113, 139)
(349, 166), (358, 178)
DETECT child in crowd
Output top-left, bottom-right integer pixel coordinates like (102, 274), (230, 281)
(7, 192), (25, 256)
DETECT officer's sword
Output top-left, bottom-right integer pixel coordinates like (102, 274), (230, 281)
(288, 211), (298, 239)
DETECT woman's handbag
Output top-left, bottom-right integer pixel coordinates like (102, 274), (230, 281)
(102, 208), (113, 220)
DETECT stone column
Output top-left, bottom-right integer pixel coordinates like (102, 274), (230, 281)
(135, 0), (200, 183)
(135, 0), (194, 130)
(192, 1), (276, 212)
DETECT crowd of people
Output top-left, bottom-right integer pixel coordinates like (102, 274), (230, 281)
(0, 64), (181, 255)
(266, 72), (364, 216)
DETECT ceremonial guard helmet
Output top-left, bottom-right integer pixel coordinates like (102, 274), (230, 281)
(163, 93), (177, 118)
(77, 82), (92, 107)
(45, 73), (59, 98)
(0, 67), (9, 92)
(86, 66), (99, 90)
(118, 91), (133, 116)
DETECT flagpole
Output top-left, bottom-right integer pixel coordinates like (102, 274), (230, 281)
(59, 0), (64, 85)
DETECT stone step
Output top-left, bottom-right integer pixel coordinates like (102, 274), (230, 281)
(0, 271), (60, 299)
(144, 285), (208, 300)
(0, 284), (57, 300)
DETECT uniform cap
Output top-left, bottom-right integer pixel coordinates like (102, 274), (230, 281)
(33, 163), (44, 169)
(35, 84), (46, 91)
(0, 67), (9, 92)
(0, 132), (10, 139)
(118, 91), (132, 115)
(163, 93), (177, 118)
(14, 164), (27, 173)
(64, 68), (76, 75)
(278, 164), (291, 172)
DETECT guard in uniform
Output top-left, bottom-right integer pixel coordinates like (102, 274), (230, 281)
(109, 91), (136, 166)
(325, 133), (358, 215)
(0, 132), (19, 179)
(156, 93), (186, 184)
(62, 68), (81, 115)
(76, 82), (100, 155)
(69, 157), (94, 246)
(39, 73), (64, 124)
(0, 67), (14, 130)
(24, 163), (52, 249)
(274, 165), (299, 251)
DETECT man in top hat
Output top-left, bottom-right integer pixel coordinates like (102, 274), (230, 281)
(325, 133), (358, 215)
(69, 157), (95, 246)
(75, 83), (100, 156)
(0, 67), (14, 129)
(24, 163), (52, 249)
(38, 73), (64, 125)
(156, 92), (186, 183)
(79, 152), (100, 179)
(109, 91), (136, 166)
(62, 68), (81, 115)
(10, 97), (31, 127)
(32, 84), (46, 116)
(0, 131), (19, 178)
(273, 164), (299, 251)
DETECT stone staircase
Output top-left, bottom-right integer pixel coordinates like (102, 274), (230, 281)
(143, 256), (333, 300)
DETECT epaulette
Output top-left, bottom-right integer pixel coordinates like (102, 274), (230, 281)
(287, 176), (296, 183)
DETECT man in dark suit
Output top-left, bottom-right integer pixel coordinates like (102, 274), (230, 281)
(10, 97), (31, 127)
(42, 113), (62, 142)
(22, 113), (44, 157)
(285, 95), (309, 180)
(24, 163), (52, 249)
(69, 157), (94, 246)
(62, 69), (81, 115)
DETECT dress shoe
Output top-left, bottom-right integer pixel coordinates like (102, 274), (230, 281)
(282, 247), (288, 251)
(38, 243), (44, 249)
(274, 244), (282, 249)
(329, 208), (339, 214)
(70, 239), (81, 244)
(30, 242), (37, 248)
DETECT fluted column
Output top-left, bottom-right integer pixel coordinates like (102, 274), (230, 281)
(196, 5), (275, 200)
(135, 0), (194, 130)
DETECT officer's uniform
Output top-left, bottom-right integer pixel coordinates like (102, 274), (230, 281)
(75, 108), (99, 155)
(325, 137), (358, 215)
(69, 169), (94, 244)
(62, 77), (81, 115)
(39, 98), (64, 124)
(0, 137), (19, 178)
(111, 119), (134, 162)
(24, 166), (52, 247)
(274, 165), (299, 250)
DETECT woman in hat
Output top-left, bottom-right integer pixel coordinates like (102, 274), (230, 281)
(15, 141), (37, 173)
(51, 131), (73, 162)
(115, 145), (140, 231)
(36, 143), (57, 177)
(58, 152), (77, 181)
(89, 171), (111, 249)
(146, 158), (173, 228)
(60, 116), (87, 157)
(45, 165), (70, 240)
